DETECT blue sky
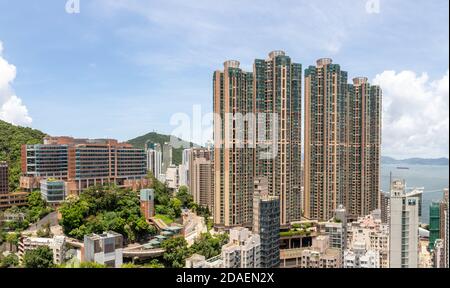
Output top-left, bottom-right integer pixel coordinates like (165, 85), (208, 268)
(0, 0), (448, 158)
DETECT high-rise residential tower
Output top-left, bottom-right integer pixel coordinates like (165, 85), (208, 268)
(389, 179), (420, 268)
(189, 148), (214, 213)
(253, 51), (302, 225)
(213, 60), (254, 228)
(253, 177), (280, 268)
(304, 59), (381, 221)
(304, 58), (349, 221)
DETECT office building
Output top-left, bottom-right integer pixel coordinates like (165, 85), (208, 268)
(0, 192), (29, 210)
(189, 148), (214, 212)
(389, 179), (420, 268)
(21, 137), (146, 195)
(0, 161), (8, 194)
(253, 51), (302, 225)
(19, 236), (66, 265)
(221, 227), (261, 268)
(84, 231), (123, 268)
(140, 189), (155, 221)
(429, 202), (440, 250)
(40, 179), (65, 204)
(253, 177), (280, 268)
(213, 60), (254, 228)
(304, 59), (381, 221)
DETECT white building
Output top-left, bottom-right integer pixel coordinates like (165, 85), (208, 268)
(165, 165), (179, 190)
(146, 145), (162, 179)
(185, 254), (222, 268)
(346, 210), (389, 268)
(83, 232), (123, 268)
(389, 179), (421, 268)
(19, 235), (66, 265)
(221, 227), (261, 268)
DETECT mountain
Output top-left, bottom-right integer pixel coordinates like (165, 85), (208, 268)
(381, 156), (449, 166)
(127, 132), (199, 165)
(0, 120), (47, 191)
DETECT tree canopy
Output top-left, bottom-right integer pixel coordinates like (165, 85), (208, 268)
(23, 246), (54, 268)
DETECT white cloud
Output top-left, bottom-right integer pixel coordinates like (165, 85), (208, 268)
(0, 41), (33, 126)
(373, 70), (449, 158)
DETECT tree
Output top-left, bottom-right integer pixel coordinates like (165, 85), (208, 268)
(176, 186), (193, 208)
(161, 236), (190, 268)
(23, 246), (54, 268)
(190, 232), (229, 259)
(5, 232), (19, 246)
(59, 198), (89, 235)
(36, 221), (53, 238)
(0, 253), (19, 268)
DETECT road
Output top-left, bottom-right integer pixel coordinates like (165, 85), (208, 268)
(24, 211), (61, 236)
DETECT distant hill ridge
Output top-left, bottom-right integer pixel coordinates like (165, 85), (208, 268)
(381, 156), (449, 166)
(0, 120), (47, 191)
(127, 132), (200, 165)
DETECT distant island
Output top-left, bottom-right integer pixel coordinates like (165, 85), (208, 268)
(381, 156), (449, 166)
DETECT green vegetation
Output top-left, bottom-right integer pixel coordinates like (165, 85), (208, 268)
(190, 232), (229, 259)
(59, 184), (156, 242)
(127, 132), (199, 165)
(149, 174), (186, 223)
(23, 246), (54, 268)
(154, 214), (174, 225)
(161, 236), (191, 268)
(79, 262), (107, 268)
(161, 232), (229, 268)
(0, 120), (47, 192)
(0, 253), (19, 268)
(121, 260), (164, 268)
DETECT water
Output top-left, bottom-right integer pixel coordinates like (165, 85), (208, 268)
(381, 164), (449, 224)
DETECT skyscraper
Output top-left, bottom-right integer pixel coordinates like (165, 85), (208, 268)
(389, 179), (420, 268)
(253, 177), (280, 268)
(189, 148), (214, 213)
(429, 202), (441, 250)
(146, 143), (162, 179)
(213, 60), (254, 228)
(161, 142), (173, 175)
(304, 59), (381, 221)
(304, 58), (348, 221)
(253, 51), (302, 225)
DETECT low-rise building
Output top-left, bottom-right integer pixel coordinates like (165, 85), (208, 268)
(83, 231), (123, 268)
(19, 235), (66, 265)
(280, 235), (341, 268)
(221, 227), (260, 268)
(40, 179), (65, 204)
(140, 189), (155, 221)
(185, 254), (223, 268)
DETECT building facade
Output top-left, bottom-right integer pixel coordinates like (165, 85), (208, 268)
(84, 231), (123, 268)
(304, 59), (381, 221)
(0, 161), (8, 194)
(213, 60), (254, 228)
(429, 202), (441, 251)
(140, 189), (155, 221)
(19, 236), (66, 265)
(21, 137), (146, 195)
(389, 180), (420, 268)
(221, 227), (261, 268)
(252, 177), (280, 268)
(146, 143), (162, 179)
(40, 179), (65, 204)
(189, 148), (214, 212)
(253, 51), (302, 225)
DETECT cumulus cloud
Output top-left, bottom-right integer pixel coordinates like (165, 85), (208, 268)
(0, 41), (32, 126)
(373, 70), (449, 158)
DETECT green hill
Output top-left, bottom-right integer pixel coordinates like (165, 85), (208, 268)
(0, 120), (47, 192)
(127, 132), (199, 165)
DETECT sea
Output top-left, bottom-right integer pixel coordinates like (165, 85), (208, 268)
(380, 164), (449, 224)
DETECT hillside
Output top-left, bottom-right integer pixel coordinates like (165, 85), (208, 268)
(127, 132), (199, 165)
(381, 156), (449, 166)
(0, 120), (47, 191)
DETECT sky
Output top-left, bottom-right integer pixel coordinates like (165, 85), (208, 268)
(0, 0), (448, 159)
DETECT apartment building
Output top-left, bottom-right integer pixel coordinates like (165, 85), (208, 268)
(389, 179), (421, 268)
(221, 227), (261, 268)
(0, 161), (8, 194)
(304, 59), (381, 221)
(189, 148), (214, 212)
(19, 236), (66, 265)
